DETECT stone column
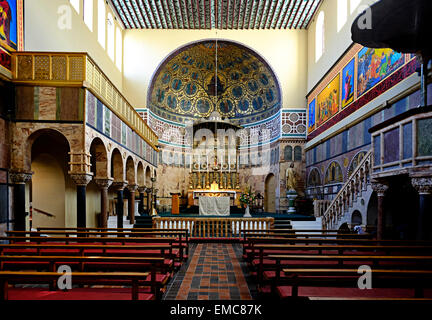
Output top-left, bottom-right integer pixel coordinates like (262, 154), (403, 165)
(127, 184), (138, 225)
(146, 188), (152, 215)
(9, 172), (32, 231)
(112, 182), (127, 229)
(70, 173), (93, 228)
(138, 187), (146, 215)
(371, 180), (389, 240)
(94, 178), (113, 228)
(411, 177), (432, 240)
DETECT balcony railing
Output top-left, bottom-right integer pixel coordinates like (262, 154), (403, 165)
(370, 106), (432, 177)
(11, 52), (158, 150)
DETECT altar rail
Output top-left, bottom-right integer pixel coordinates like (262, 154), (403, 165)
(152, 217), (274, 239)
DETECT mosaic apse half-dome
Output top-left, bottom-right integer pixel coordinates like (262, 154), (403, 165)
(148, 40), (281, 125)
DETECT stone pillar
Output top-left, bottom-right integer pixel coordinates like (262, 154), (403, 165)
(127, 185), (138, 225)
(70, 174), (93, 228)
(411, 177), (432, 240)
(94, 178), (113, 228)
(371, 180), (389, 240)
(138, 187), (146, 215)
(112, 182), (127, 229)
(146, 188), (152, 215)
(9, 172), (32, 231)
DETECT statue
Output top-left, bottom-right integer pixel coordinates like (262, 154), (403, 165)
(286, 163), (297, 214)
(286, 162), (297, 191)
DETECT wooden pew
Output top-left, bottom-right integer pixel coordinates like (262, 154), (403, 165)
(0, 255), (169, 299)
(35, 227), (190, 255)
(243, 236), (432, 259)
(277, 268), (432, 299)
(265, 254), (432, 294)
(249, 244), (432, 287)
(7, 230), (189, 260)
(0, 271), (154, 300)
(0, 236), (184, 264)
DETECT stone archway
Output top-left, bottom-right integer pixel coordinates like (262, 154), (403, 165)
(264, 173), (276, 213)
(30, 129), (71, 230)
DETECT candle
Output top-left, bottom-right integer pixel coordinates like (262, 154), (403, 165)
(228, 154), (231, 172)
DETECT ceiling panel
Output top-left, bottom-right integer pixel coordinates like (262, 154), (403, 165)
(110, 0), (323, 30)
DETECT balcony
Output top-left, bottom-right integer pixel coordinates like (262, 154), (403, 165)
(369, 106), (432, 179)
(11, 52), (158, 149)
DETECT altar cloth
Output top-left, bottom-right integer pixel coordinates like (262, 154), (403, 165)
(199, 196), (230, 216)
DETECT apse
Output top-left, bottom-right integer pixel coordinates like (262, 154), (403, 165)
(148, 40), (282, 125)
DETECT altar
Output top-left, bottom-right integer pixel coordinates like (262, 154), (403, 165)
(199, 196), (230, 216)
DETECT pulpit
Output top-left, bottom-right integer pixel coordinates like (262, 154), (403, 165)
(170, 192), (181, 215)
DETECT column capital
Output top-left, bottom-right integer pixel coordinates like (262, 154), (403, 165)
(9, 171), (33, 184)
(94, 178), (114, 190)
(138, 186), (147, 193)
(112, 181), (128, 191)
(371, 179), (389, 197)
(70, 173), (93, 186)
(127, 184), (138, 193)
(411, 176), (432, 195)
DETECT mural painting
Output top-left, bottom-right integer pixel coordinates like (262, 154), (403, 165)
(342, 58), (355, 109)
(0, 0), (16, 71)
(317, 74), (340, 126)
(308, 99), (316, 133)
(357, 48), (405, 98)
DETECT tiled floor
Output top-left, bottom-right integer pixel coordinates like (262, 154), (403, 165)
(164, 243), (254, 300)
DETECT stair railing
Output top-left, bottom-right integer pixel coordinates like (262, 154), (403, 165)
(322, 150), (372, 229)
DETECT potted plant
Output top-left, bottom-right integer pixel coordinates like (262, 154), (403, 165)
(239, 186), (256, 217)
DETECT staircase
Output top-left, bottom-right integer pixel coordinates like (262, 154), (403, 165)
(273, 218), (292, 230)
(134, 215), (153, 228)
(321, 150), (373, 230)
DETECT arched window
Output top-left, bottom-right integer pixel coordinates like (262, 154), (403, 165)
(116, 27), (122, 70)
(84, 0), (93, 31)
(107, 13), (115, 61)
(347, 151), (367, 178)
(294, 146), (302, 161)
(315, 11), (325, 62)
(69, 0), (80, 13)
(98, 0), (106, 48)
(284, 146), (293, 161)
(337, 0), (348, 32)
(325, 161), (343, 185)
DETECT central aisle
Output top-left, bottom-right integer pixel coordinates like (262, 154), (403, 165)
(164, 243), (253, 300)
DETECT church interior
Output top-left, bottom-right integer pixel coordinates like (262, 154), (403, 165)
(0, 0), (431, 303)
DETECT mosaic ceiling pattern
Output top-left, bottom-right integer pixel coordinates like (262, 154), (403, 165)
(110, 0), (322, 30)
(148, 40), (281, 125)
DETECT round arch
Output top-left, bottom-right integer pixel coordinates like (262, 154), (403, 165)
(89, 137), (108, 178)
(110, 148), (124, 182)
(126, 156), (136, 185)
(30, 129), (71, 229)
(137, 162), (145, 187)
(147, 39), (282, 126)
(324, 161), (343, 185)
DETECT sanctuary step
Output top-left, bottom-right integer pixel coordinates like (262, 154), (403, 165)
(134, 216), (154, 229)
(273, 218), (292, 230)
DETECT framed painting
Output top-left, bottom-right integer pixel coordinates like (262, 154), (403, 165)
(308, 99), (316, 133)
(341, 58), (355, 109)
(357, 47), (405, 98)
(317, 74), (340, 127)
